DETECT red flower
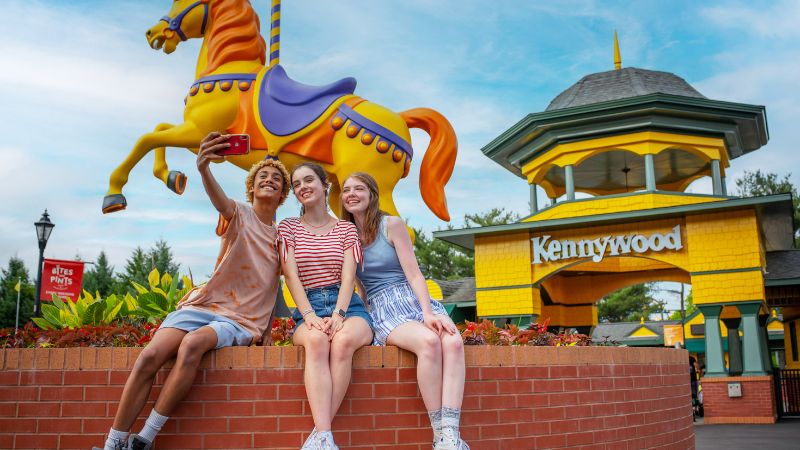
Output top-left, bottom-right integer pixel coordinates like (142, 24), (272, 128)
(272, 318), (281, 329)
(466, 323), (476, 332)
(286, 318), (295, 328)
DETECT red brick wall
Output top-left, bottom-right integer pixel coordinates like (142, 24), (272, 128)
(0, 346), (693, 449)
(702, 376), (777, 424)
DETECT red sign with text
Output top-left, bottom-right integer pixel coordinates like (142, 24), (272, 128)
(41, 259), (85, 301)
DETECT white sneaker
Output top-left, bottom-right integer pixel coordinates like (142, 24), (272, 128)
(315, 431), (339, 450)
(301, 428), (317, 449)
(434, 429), (469, 450)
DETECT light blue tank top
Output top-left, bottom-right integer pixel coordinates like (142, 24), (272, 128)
(356, 216), (407, 296)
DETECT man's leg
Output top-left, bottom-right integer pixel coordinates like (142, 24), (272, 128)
(128, 326), (218, 448)
(98, 328), (186, 450)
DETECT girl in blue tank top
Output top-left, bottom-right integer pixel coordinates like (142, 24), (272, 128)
(342, 173), (469, 450)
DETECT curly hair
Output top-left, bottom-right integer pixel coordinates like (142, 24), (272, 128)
(245, 159), (290, 205)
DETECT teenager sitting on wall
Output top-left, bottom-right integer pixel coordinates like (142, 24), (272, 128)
(94, 132), (290, 450)
(342, 172), (468, 450)
(278, 162), (374, 450)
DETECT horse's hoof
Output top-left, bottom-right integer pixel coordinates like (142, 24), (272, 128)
(167, 171), (187, 195)
(102, 194), (127, 214)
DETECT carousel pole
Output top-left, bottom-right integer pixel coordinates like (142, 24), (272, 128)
(268, 0), (281, 68)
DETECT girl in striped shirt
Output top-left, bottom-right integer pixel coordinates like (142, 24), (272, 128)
(342, 172), (468, 450)
(278, 163), (373, 450)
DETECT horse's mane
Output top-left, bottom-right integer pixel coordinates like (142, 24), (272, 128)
(203, 0), (266, 76)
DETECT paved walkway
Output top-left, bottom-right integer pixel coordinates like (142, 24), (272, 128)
(695, 418), (800, 449)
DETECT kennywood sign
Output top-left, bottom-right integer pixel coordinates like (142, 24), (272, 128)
(531, 225), (683, 264)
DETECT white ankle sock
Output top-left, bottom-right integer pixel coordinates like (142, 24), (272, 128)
(138, 409), (170, 443)
(104, 428), (128, 450)
(428, 408), (443, 443)
(441, 406), (461, 438)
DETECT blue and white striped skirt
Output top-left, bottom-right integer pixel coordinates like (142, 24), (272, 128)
(368, 281), (448, 346)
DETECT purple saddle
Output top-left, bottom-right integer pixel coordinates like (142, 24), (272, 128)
(258, 65), (357, 136)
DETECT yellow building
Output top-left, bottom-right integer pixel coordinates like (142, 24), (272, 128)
(435, 55), (799, 378)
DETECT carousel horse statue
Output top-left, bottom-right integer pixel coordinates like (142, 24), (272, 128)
(103, 0), (457, 223)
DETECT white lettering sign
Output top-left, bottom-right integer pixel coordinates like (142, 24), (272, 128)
(531, 225), (683, 264)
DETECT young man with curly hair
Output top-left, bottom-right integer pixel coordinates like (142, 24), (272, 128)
(94, 132), (290, 450)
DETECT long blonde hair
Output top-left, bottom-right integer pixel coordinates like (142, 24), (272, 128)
(342, 172), (386, 245)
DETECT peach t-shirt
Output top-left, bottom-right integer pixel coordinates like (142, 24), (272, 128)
(177, 202), (280, 342)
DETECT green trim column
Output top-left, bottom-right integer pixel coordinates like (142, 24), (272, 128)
(644, 153), (656, 191)
(759, 314), (772, 371)
(698, 305), (726, 377)
(721, 176), (728, 196)
(530, 184), (539, 213)
(737, 302), (769, 376)
(565, 165), (575, 201)
(721, 317), (742, 376)
(711, 160), (723, 195)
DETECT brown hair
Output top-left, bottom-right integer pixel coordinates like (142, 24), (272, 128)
(290, 162), (330, 214)
(342, 172), (386, 245)
(202, 0), (266, 77)
(245, 159), (290, 205)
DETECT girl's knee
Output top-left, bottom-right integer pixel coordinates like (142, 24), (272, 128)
(303, 332), (331, 359)
(442, 332), (464, 354)
(415, 331), (442, 360)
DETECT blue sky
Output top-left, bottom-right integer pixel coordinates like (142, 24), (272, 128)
(1, 0), (798, 312)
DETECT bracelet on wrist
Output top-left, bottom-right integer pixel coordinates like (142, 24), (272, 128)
(301, 308), (314, 318)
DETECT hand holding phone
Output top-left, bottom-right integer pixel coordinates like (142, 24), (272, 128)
(217, 134), (250, 156)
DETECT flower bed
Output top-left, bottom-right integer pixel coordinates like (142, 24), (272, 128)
(3, 317), (605, 349)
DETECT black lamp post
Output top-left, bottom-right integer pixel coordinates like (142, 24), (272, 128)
(33, 210), (55, 317)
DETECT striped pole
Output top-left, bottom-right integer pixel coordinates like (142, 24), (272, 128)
(269, 0), (281, 67)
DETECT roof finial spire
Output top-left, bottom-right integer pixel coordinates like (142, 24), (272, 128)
(614, 30), (622, 70)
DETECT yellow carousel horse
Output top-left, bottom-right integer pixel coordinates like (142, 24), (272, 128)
(103, 0), (457, 222)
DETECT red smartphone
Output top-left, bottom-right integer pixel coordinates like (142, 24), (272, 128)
(217, 134), (250, 156)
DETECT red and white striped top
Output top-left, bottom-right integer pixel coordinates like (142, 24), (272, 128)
(277, 218), (362, 289)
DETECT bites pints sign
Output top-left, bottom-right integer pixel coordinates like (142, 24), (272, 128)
(531, 225), (683, 264)
(40, 259), (85, 301)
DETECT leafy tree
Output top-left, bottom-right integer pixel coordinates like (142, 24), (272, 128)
(464, 208), (520, 228)
(119, 247), (150, 293)
(597, 283), (665, 322)
(148, 239), (180, 277)
(734, 170), (800, 246)
(82, 251), (116, 297)
(118, 241), (181, 294)
(414, 227), (474, 280)
(669, 292), (696, 321)
(0, 257), (36, 328)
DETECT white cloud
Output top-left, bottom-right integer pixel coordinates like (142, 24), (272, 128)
(701, 1), (800, 39)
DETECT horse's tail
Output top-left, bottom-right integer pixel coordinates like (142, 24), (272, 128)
(399, 108), (457, 222)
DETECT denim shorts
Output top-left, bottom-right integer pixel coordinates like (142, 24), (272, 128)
(160, 308), (253, 349)
(292, 284), (374, 330)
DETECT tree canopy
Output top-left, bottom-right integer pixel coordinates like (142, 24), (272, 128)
(597, 283), (666, 322)
(734, 170), (799, 246)
(0, 257), (36, 328)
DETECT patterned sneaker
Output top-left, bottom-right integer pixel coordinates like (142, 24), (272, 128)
(315, 431), (340, 450)
(127, 434), (152, 450)
(301, 427), (318, 449)
(434, 430), (469, 450)
(92, 439), (127, 450)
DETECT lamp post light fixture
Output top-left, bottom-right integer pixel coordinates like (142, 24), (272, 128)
(33, 210), (55, 317)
